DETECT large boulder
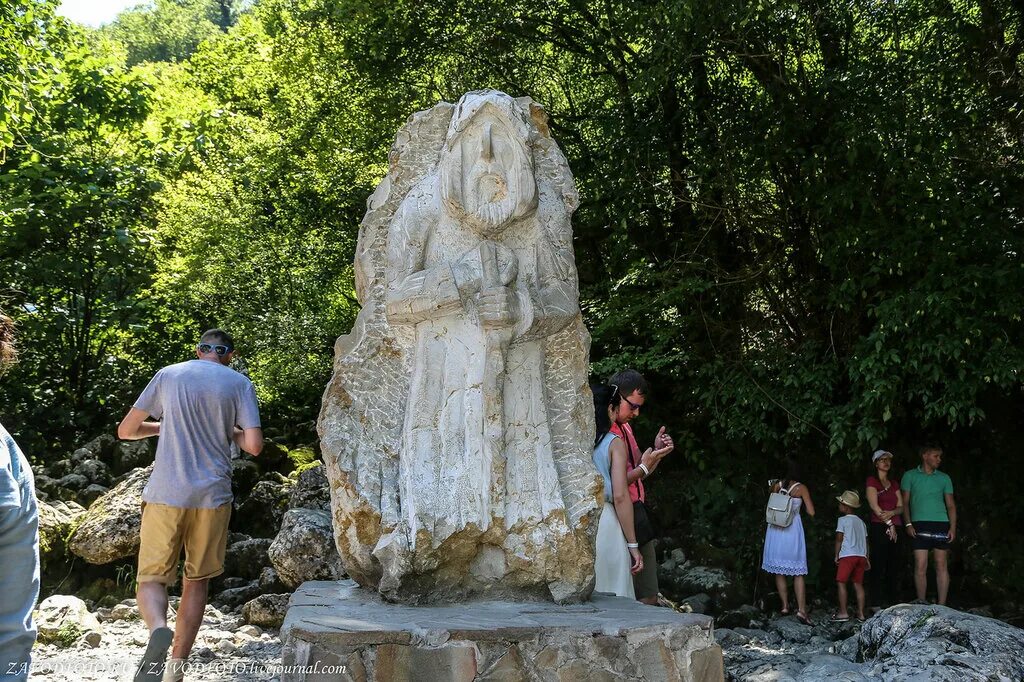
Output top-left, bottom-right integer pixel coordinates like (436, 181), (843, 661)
(230, 459), (260, 498)
(854, 604), (1024, 679)
(268, 508), (345, 589)
(288, 463), (329, 511)
(213, 579), (262, 609)
(37, 500), (85, 565)
(662, 561), (744, 610)
(68, 465), (150, 564)
(80, 484), (109, 507)
(233, 478), (292, 538)
(77, 433), (116, 461)
(112, 439), (153, 475)
(56, 473), (88, 493)
(47, 459), (73, 478)
(223, 536), (274, 581)
(35, 595), (102, 646)
(241, 593), (289, 628)
(718, 604), (1024, 681)
(73, 459), (112, 487)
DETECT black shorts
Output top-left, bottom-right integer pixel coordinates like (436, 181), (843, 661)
(912, 520), (951, 551)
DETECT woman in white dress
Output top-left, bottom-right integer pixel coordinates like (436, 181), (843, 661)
(762, 459), (816, 624)
(591, 384), (644, 597)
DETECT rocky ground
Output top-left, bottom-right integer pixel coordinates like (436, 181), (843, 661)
(27, 433), (1024, 681)
(32, 597), (282, 682)
(716, 603), (1024, 681)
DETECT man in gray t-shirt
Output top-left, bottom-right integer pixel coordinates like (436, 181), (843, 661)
(118, 329), (262, 682)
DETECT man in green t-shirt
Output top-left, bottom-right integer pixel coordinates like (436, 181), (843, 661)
(902, 445), (957, 605)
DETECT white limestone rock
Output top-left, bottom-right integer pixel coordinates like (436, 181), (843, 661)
(268, 508), (345, 589)
(35, 595), (102, 645)
(67, 465), (151, 564)
(319, 89), (601, 603)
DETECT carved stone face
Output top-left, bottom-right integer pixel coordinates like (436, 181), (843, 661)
(440, 103), (537, 236)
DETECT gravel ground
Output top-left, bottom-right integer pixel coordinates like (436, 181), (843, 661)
(32, 601), (283, 682)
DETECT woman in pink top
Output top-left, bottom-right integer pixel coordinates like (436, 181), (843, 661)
(865, 449), (904, 607)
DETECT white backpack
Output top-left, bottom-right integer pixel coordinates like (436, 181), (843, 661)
(766, 484), (798, 528)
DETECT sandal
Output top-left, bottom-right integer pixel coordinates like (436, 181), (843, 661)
(830, 614), (850, 622)
(796, 611), (812, 626)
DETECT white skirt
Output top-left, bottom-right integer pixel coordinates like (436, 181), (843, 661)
(594, 502), (635, 599)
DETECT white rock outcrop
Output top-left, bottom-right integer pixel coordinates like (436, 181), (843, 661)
(319, 90), (601, 603)
(268, 509), (345, 589)
(67, 465), (151, 564)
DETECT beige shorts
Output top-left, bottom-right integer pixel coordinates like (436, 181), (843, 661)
(137, 502), (232, 584)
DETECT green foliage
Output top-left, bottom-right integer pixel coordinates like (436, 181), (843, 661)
(3, 0), (1024, 601)
(0, 1), (59, 151)
(99, 0), (237, 67)
(0, 13), (168, 454)
(286, 446), (317, 474)
(55, 621), (84, 647)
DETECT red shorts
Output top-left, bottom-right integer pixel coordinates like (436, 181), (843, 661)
(836, 556), (867, 584)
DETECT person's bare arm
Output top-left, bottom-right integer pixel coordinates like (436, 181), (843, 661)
(945, 493), (957, 542)
(798, 483), (815, 517)
(609, 439), (643, 574)
(903, 489), (916, 537)
(866, 485), (888, 520)
(625, 444), (673, 484)
(233, 426), (264, 456)
(117, 408), (160, 440)
(834, 531), (843, 563)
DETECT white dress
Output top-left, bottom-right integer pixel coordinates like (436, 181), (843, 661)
(762, 487), (808, 575)
(592, 432), (635, 598)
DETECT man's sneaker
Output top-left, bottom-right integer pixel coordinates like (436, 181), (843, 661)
(134, 627), (173, 682)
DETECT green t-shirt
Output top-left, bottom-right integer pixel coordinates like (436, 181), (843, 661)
(902, 466), (954, 522)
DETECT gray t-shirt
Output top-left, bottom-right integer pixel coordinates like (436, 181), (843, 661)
(135, 359), (261, 508)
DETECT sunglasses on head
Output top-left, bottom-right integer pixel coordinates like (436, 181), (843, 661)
(609, 384), (640, 411)
(197, 343), (233, 356)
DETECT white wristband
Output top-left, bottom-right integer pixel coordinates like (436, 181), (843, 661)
(638, 463), (651, 478)
(626, 542), (639, 548)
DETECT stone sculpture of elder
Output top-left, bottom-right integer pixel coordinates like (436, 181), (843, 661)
(319, 90), (601, 603)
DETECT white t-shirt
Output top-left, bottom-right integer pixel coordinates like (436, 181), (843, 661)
(836, 514), (868, 559)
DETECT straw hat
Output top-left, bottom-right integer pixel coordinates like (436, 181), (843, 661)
(836, 490), (861, 508)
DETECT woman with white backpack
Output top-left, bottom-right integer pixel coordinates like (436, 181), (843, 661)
(762, 459), (816, 625)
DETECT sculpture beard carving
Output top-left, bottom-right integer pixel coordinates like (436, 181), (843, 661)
(440, 119), (537, 236)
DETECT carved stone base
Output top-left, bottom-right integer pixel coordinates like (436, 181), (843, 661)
(281, 581), (724, 682)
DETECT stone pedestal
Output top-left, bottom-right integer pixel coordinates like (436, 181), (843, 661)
(281, 581), (724, 681)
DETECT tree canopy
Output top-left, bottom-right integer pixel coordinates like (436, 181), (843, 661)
(2, 0), (1023, 600)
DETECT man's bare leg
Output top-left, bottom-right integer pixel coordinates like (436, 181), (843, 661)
(137, 581), (169, 632)
(934, 550), (949, 605)
(135, 581), (173, 681)
(171, 578), (209, 659)
(913, 549), (929, 601)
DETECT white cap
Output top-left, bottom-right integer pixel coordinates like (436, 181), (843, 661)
(872, 449), (893, 463)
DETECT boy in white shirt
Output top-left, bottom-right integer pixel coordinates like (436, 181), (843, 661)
(834, 490), (870, 621)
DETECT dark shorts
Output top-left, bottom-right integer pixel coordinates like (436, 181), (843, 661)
(836, 556), (867, 584)
(633, 541), (658, 599)
(912, 520), (951, 551)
